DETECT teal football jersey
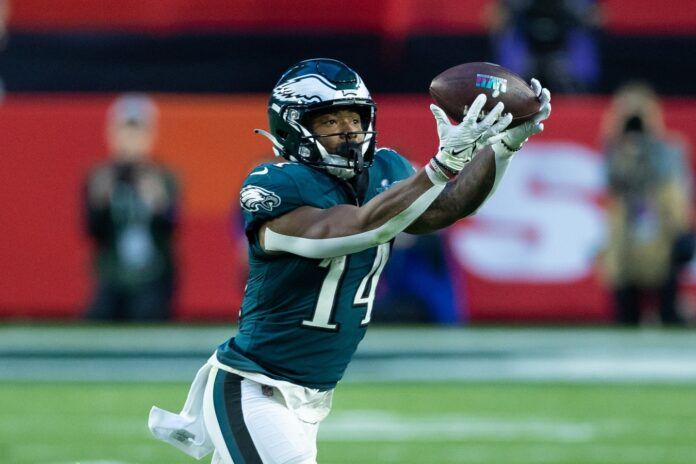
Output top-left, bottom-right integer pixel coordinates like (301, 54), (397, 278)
(216, 148), (416, 390)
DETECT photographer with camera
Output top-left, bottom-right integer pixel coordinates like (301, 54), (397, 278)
(84, 94), (179, 321)
(601, 83), (693, 326)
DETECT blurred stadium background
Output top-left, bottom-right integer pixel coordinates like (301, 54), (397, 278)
(1, 1), (696, 463)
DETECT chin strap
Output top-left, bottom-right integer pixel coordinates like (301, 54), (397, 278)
(253, 129), (285, 157)
(322, 155), (357, 179)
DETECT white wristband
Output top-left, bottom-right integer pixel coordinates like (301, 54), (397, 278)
(468, 141), (515, 215)
(425, 162), (450, 186)
(489, 141), (515, 196)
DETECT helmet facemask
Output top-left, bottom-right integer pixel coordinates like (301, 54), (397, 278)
(294, 106), (376, 179)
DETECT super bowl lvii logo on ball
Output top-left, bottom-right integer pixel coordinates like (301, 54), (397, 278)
(476, 74), (508, 98)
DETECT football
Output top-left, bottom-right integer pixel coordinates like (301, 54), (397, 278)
(429, 62), (540, 127)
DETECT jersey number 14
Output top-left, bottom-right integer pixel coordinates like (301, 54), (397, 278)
(302, 243), (390, 331)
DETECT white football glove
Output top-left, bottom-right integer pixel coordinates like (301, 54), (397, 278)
(430, 94), (512, 177)
(494, 78), (551, 156)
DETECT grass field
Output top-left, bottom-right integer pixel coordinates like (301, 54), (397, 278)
(2, 381), (695, 464)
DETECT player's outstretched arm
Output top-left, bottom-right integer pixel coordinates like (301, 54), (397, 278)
(259, 168), (445, 258)
(405, 146), (496, 234)
(259, 95), (510, 259)
(406, 79), (552, 234)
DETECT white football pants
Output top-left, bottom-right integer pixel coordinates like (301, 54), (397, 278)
(203, 366), (319, 464)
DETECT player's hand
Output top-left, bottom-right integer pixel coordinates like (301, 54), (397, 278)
(495, 78), (551, 155)
(430, 94), (512, 174)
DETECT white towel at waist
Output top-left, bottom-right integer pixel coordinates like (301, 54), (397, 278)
(148, 362), (214, 459)
(148, 354), (335, 459)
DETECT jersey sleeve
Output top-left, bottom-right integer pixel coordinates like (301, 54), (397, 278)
(239, 163), (306, 253)
(376, 148), (417, 182)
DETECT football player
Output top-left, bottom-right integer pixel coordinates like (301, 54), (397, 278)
(150, 58), (551, 463)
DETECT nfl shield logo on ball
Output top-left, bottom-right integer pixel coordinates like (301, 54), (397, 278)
(476, 74), (508, 98)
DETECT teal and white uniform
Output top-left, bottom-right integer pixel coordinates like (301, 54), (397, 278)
(216, 148), (415, 390)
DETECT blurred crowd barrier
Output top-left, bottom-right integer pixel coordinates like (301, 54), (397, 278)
(2, 94), (696, 322)
(2, 1), (695, 95)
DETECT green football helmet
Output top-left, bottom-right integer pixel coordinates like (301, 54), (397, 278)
(255, 58), (377, 179)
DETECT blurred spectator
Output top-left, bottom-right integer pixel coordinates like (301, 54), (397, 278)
(0, 0), (8, 100)
(84, 94), (179, 321)
(600, 83), (693, 326)
(486, 0), (601, 92)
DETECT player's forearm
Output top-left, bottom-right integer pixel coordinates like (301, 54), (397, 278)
(406, 147), (497, 234)
(353, 169), (441, 232)
(263, 169), (446, 258)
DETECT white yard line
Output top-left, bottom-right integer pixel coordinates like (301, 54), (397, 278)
(319, 411), (597, 442)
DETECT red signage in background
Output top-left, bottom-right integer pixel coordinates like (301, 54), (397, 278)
(447, 141), (610, 322)
(1, 95), (695, 322)
(0, 95), (269, 320)
(376, 95), (696, 322)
